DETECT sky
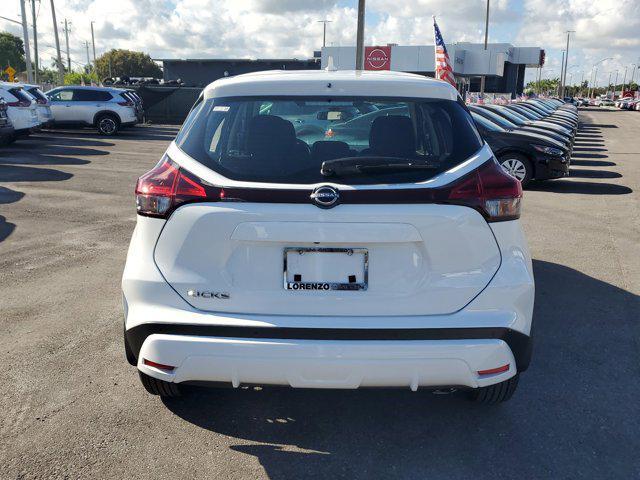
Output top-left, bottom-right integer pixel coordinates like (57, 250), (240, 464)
(1, 0), (639, 86)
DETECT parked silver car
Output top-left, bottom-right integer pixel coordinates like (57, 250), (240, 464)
(46, 86), (143, 135)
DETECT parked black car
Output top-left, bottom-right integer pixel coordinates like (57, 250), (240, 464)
(507, 104), (577, 133)
(481, 104), (574, 141)
(468, 105), (573, 155)
(517, 102), (578, 131)
(471, 112), (569, 186)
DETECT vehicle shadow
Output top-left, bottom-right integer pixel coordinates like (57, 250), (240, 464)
(42, 126), (179, 142)
(528, 180), (631, 194)
(161, 260), (639, 479)
(568, 169), (622, 179)
(0, 186), (25, 204)
(0, 215), (16, 242)
(32, 132), (116, 148)
(582, 123), (619, 128)
(0, 186), (24, 242)
(571, 146), (607, 152)
(569, 160), (616, 167)
(575, 134), (603, 139)
(0, 165), (74, 182)
(0, 152), (77, 242)
(571, 152), (608, 159)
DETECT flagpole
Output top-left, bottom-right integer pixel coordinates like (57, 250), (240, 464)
(480, 0), (490, 98)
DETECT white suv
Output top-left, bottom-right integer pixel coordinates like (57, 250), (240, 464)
(46, 86), (142, 135)
(0, 82), (40, 139)
(122, 70), (534, 404)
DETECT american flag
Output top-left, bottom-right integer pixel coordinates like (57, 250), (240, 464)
(433, 17), (456, 88)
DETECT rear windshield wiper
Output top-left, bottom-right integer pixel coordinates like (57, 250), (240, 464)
(321, 156), (438, 177)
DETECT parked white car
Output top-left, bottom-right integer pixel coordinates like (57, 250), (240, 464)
(0, 82), (40, 139)
(0, 97), (15, 145)
(46, 86), (142, 135)
(123, 70), (534, 404)
(20, 84), (54, 127)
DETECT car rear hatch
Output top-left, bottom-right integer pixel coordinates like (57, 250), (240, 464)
(140, 93), (521, 317)
(153, 200), (502, 316)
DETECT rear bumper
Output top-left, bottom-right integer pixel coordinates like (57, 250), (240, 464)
(123, 215), (534, 389)
(136, 333), (521, 389)
(14, 127), (32, 137)
(0, 124), (14, 140)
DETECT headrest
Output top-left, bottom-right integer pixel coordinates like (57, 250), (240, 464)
(247, 115), (296, 156)
(369, 115), (416, 157)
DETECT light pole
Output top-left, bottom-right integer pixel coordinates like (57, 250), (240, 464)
(31, 0), (38, 83)
(558, 50), (565, 96)
(560, 30), (575, 97)
(49, 0), (65, 84)
(19, 0), (34, 82)
(479, 0), (490, 97)
(621, 66), (628, 96)
(589, 57), (613, 98)
(317, 20), (332, 48)
(62, 19), (72, 72)
(355, 0), (365, 70)
(630, 63), (638, 86)
(613, 69), (619, 99)
(91, 21), (97, 64)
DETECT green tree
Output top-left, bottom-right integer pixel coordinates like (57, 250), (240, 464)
(38, 67), (59, 84)
(64, 71), (99, 85)
(94, 49), (162, 79)
(525, 77), (560, 95)
(0, 31), (26, 73)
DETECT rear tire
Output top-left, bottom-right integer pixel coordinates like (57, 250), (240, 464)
(138, 371), (182, 397)
(96, 113), (120, 136)
(468, 374), (519, 404)
(498, 154), (533, 187)
(3, 134), (17, 145)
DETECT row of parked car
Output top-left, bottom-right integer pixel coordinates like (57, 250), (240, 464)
(0, 82), (145, 146)
(573, 96), (640, 109)
(468, 98), (578, 186)
(613, 97), (640, 110)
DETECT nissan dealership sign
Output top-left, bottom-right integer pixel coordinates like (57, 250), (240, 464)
(364, 46), (391, 70)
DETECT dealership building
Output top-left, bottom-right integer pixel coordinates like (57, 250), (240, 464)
(159, 42), (543, 98)
(321, 43), (544, 97)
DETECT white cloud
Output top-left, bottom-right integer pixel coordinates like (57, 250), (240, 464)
(1, 0), (638, 84)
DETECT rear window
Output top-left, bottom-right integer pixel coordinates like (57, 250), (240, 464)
(72, 90), (113, 101)
(125, 91), (142, 103)
(471, 112), (505, 132)
(471, 107), (517, 129)
(175, 96), (483, 185)
(9, 88), (33, 103)
(27, 87), (47, 102)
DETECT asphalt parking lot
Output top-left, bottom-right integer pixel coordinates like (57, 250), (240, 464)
(1, 110), (639, 479)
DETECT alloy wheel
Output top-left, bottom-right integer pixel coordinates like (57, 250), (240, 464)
(99, 118), (117, 135)
(500, 158), (527, 182)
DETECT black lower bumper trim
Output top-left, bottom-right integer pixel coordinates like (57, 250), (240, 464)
(125, 324), (533, 372)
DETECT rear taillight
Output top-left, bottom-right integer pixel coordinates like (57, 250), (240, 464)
(444, 157), (522, 222)
(135, 155), (221, 218)
(7, 100), (31, 108)
(118, 100), (135, 107)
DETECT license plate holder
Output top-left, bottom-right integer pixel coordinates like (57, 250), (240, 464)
(284, 247), (368, 291)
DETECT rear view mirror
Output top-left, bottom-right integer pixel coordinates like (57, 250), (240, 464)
(317, 110), (343, 121)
